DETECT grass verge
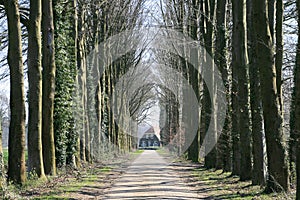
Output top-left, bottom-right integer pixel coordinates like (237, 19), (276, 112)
(14, 149), (142, 199)
(192, 168), (296, 199)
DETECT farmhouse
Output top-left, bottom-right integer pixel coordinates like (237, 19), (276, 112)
(138, 127), (160, 148)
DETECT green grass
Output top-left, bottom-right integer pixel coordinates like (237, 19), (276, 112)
(131, 149), (144, 155)
(32, 197), (69, 200)
(155, 147), (185, 163)
(99, 166), (112, 172)
(2, 148), (8, 165)
(155, 147), (171, 156)
(155, 148), (164, 154)
(2, 148), (28, 166)
(17, 151), (141, 199)
(192, 168), (296, 199)
(25, 167), (109, 200)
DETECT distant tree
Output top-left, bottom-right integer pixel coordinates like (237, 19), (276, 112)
(0, 92), (9, 119)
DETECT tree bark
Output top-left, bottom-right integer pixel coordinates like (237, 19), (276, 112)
(187, 0), (200, 163)
(253, 0), (289, 192)
(231, 67), (240, 175)
(203, 0), (217, 169)
(27, 0), (45, 178)
(230, 0), (240, 174)
(268, 0), (275, 40)
(295, 0), (300, 198)
(65, 0), (79, 167)
(42, 0), (56, 176)
(4, 0), (27, 184)
(0, 119), (5, 190)
(78, 4), (86, 163)
(53, 0), (78, 168)
(232, 0), (252, 181)
(296, 52), (300, 197)
(215, 0), (231, 172)
(247, 0), (266, 186)
(275, 0), (284, 115)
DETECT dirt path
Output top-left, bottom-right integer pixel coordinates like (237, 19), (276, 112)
(21, 150), (293, 199)
(103, 150), (205, 199)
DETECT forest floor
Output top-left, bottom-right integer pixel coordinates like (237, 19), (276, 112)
(11, 149), (296, 199)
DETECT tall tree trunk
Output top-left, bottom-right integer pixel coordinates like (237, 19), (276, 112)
(77, 3), (86, 163)
(296, 61), (300, 196)
(185, 65), (199, 162)
(295, 0), (300, 198)
(268, 0), (275, 40)
(253, 0), (289, 192)
(215, 0), (231, 172)
(28, 0), (44, 177)
(27, 0), (45, 178)
(4, 0), (27, 184)
(0, 119), (5, 190)
(275, 0), (284, 115)
(89, 15), (101, 159)
(53, 0), (78, 168)
(203, 0), (217, 169)
(73, 0), (81, 168)
(187, 0), (200, 162)
(42, 0), (56, 176)
(65, 0), (79, 167)
(85, 62), (91, 162)
(232, 0), (252, 181)
(231, 63), (240, 176)
(290, 87), (297, 177)
(230, 1), (240, 175)
(247, 0), (266, 186)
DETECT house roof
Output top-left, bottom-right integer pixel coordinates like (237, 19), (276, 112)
(145, 127), (155, 133)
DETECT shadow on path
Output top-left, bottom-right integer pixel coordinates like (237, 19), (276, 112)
(103, 150), (206, 200)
